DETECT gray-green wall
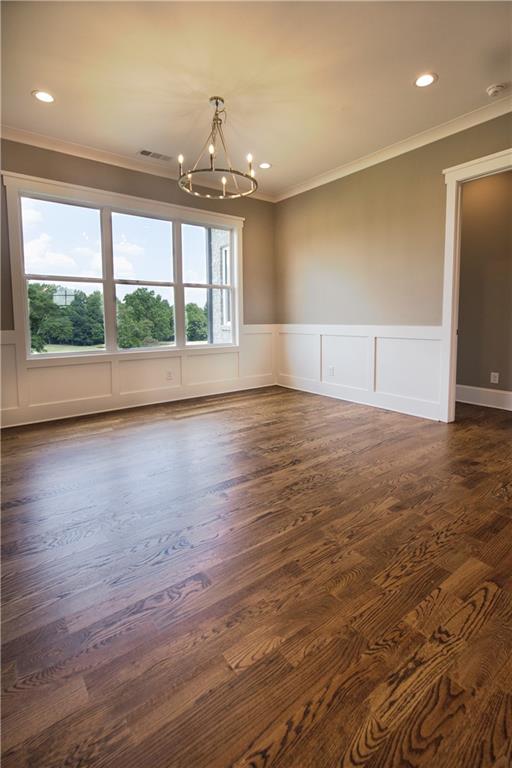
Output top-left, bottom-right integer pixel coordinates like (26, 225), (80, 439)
(0, 140), (275, 329)
(274, 113), (512, 325)
(457, 171), (512, 391)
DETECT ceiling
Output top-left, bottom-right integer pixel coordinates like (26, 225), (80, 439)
(2, 2), (511, 200)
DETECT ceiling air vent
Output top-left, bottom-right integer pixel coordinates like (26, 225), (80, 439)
(139, 149), (172, 162)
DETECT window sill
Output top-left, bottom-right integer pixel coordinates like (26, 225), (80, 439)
(25, 343), (240, 367)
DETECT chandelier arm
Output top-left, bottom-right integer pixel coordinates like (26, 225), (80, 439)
(191, 130), (214, 172)
(218, 123), (241, 194)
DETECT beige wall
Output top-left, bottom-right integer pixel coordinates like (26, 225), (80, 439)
(457, 171), (512, 391)
(0, 140), (275, 328)
(274, 113), (512, 325)
(2, 114), (511, 334)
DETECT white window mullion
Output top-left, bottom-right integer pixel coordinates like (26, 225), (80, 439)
(100, 208), (117, 353)
(173, 221), (185, 347)
(229, 228), (236, 343)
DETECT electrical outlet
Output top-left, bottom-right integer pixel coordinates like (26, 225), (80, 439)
(490, 372), (499, 384)
(166, 371), (174, 382)
(327, 366), (335, 377)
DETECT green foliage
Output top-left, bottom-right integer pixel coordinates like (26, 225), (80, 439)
(28, 283), (207, 352)
(66, 290), (105, 346)
(117, 287), (174, 349)
(28, 282), (105, 352)
(28, 283), (73, 352)
(186, 302), (208, 342)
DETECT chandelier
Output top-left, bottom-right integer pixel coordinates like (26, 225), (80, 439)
(177, 97), (257, 200)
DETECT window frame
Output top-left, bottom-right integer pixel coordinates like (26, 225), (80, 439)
(220, 244), (232, 329)
(3, 172), (244, 362)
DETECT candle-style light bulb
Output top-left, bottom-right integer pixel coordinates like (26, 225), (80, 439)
(187, 173), (192, 191)
(209, 143), (215, 170)
(246, 153), (253, 175)
(178, 154), (184, 175)
(221, 176), (227, 197)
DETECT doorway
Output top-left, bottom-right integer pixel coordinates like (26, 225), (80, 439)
(440, 148), (512, 422)
(456, 171), (512, 414)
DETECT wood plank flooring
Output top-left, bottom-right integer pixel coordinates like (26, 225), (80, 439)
(1, 386), (511, 767)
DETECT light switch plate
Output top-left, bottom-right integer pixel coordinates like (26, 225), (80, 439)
(490, 372), (499, 384)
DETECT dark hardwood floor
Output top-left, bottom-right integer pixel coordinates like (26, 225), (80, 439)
(1, 386), (511, 767)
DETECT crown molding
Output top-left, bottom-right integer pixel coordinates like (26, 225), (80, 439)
(274, 97), (512, 202)
(0, 126), (276, 203)
(2, 96), (511, 205)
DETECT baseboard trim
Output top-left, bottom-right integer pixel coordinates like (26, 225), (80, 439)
(277, 374), (441, 421)
(0, 375), (275, 429)
(456, 384), (512, 411)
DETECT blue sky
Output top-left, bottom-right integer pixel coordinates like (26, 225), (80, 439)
(21, 198), (209, 290)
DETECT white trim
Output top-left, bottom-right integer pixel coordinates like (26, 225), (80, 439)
(278, 376), (441, 422)
(456, 385), (512, 412)
(0, 324), (279, 427)
(1, 377), (276, 429)
(2, 322), (447, 426)
(1, 171), (245, 226)
(276, 323), (442, 340)
(0, 126), (275, 203)
(276, 323), (444, 421)
(440, 147), (512, 422)
(274, 99), (511, 201)
(3, 99), (511, 204)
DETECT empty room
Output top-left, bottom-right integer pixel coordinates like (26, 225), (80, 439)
(1, 2), (511, 766)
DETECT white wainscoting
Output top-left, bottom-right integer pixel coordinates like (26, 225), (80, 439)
(0, 326), (277, 427)
(1, 324), (449, 426)
(276, 324), (444, 421)
(456, 384), (512, 411)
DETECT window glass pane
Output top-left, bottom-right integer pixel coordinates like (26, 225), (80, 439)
(213, 231), (231, 285)
(21, 198), (102, 278)
(27, 280), (105, 354)
(182, 225), (231, 285)
(182, 224), (207, 283)
(112, 213), (173, 281)
(185, 287), (233, 345)
(116, 285), (174, 349)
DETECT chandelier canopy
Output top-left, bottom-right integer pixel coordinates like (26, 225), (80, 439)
(177, 97), (258, 200)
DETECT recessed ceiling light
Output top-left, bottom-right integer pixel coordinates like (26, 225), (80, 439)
(31, 89), (54, 103)
(415, 73), (438, 88)
(259, 162), (271, 169)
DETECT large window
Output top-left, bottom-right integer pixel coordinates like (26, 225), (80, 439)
(17, 191), (238, 356)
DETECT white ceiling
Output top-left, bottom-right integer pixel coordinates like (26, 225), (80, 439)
(2, 2), (511, 199)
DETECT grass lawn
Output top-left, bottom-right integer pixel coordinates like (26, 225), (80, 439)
(36, 344), (106, 354)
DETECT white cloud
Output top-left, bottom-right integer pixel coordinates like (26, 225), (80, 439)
(114, 239), (144, 258)
(73, 245), (102, 277)
(112, 239), (143, 278)
(24, 233), (78, 274)
(21, 202), (44, 227)
(113, 255), (136, 279)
